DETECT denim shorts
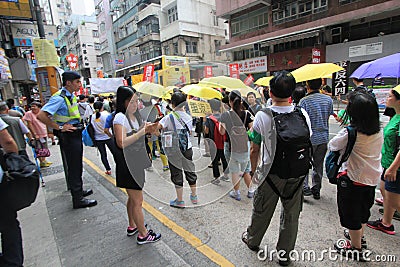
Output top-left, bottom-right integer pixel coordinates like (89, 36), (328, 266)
(382, 169), (400, 195)
(225, 141), (250, 174)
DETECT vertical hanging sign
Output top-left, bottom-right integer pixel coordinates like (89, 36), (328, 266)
(204, 66), (213, 78)
(229, 63), (240, 79)
(312, 48), (321, 64)
(142, 64), (154, 82)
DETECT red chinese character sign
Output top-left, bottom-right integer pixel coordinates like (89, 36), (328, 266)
(312, 48), (321, 64)
(66, 53), (78, 69)
(143, 64), (155, 82)
(229, 63), (240, 79)
(244, 74), (254, 86)
(204, 66), (213, 78)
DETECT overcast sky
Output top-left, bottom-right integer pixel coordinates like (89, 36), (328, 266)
(71, 0), (95, 15)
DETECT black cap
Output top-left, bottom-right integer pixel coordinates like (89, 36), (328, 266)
(62, 71), (81, 82)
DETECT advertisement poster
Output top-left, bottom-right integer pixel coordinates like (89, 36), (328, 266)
(33, 39), (59, 67)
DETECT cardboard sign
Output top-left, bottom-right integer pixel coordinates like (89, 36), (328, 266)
(187, 100), (212, 117)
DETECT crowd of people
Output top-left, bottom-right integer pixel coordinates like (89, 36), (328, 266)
(1, 70), (399, 266)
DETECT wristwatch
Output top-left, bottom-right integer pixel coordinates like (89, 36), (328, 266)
(58, 125), (64, 130)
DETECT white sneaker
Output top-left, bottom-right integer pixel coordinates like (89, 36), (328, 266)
(146, 166), (154, 172)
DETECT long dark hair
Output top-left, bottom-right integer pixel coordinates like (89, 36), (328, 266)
(229, 90), (243, 115)
(116, 86), (142, 126)
(93, 101), (103, 119)
(345, 91), (380, 135)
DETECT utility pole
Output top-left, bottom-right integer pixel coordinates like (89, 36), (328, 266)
(32, 0), (46, 38)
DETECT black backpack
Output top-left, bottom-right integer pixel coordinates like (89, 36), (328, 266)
(267, 107), (312, 179)
(0, 152), (40, 211)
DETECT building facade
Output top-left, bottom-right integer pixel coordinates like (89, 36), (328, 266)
(59, 16), (103, 80)
(107, 0), (228, 81)
(95, 0), (116, 77)
(216, 0), (400, 79)
(160, 0), (228, 80)
(39, 0), (72, 26)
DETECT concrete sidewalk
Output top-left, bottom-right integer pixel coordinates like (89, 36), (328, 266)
(18, 146), (213, 267)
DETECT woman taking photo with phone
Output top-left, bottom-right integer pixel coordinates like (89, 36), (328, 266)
(113, 86), (161, 244)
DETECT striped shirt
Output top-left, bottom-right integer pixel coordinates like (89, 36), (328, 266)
(299, 92), (333, 145)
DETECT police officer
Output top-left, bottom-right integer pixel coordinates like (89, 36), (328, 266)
(38, 71), (97, 209)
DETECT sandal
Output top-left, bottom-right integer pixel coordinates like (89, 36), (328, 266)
(241, 231), (260, 252)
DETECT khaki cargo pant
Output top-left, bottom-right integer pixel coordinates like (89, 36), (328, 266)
(247, 174), (304, 254)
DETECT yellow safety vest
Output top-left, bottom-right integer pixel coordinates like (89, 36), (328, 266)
(53, 90), (81, 123)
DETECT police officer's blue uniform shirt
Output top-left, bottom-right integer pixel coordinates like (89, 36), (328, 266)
(42, 87), (80, 126)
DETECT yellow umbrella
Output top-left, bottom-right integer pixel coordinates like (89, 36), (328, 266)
(199, 76), (247, 90)
(132, 81), (168, 98)
(181, 84), (222, 99)
(393, 84), (400, 94)
(254, 76), (273, 87)
(291, 63), (344, 83)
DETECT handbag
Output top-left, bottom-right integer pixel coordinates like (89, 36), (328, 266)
(325, 126), (357, 184)
(0, 152), (40, 211)
(34, 139), (51, 157)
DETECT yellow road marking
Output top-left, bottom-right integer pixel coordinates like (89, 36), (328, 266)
(83, 157), (234, 267)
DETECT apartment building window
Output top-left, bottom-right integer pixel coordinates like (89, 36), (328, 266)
(214, 40), (221, 56)
(273, 0), (328, 24)
(231, 7), (268, 36)
(339, 0), (360, 5)
(212, 10), (218, 26)
(92, 30), (99, 37)
(173, 43), (179, 55)
(164, 46), (170, 55)
(168, 6), (178, 24)
(185, 41), (197, 53)
(94, 43), (101, 50)
(96, 56), (102, 64)
(100, 22), (105, 32)
(126, 22), (134, 35)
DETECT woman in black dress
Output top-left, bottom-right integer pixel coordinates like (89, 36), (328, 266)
(113, 86), (161, 244)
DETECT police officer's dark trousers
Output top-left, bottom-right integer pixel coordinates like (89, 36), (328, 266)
(58, 130), (84, 200)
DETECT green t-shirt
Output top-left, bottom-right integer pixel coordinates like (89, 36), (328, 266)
(382, 114), (400, 169)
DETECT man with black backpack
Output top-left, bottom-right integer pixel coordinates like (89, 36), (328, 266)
(242, 71), (312, 266)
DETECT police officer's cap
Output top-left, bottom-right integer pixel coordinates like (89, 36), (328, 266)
(62, 71), (81, 82)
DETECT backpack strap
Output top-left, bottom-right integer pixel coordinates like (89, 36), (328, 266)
(265, 174), (306, 200)
(339, 126), (357, 165)
(171, 111), (190, 133)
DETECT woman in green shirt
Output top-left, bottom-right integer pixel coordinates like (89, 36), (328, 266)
(367, 87), (400, 235)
